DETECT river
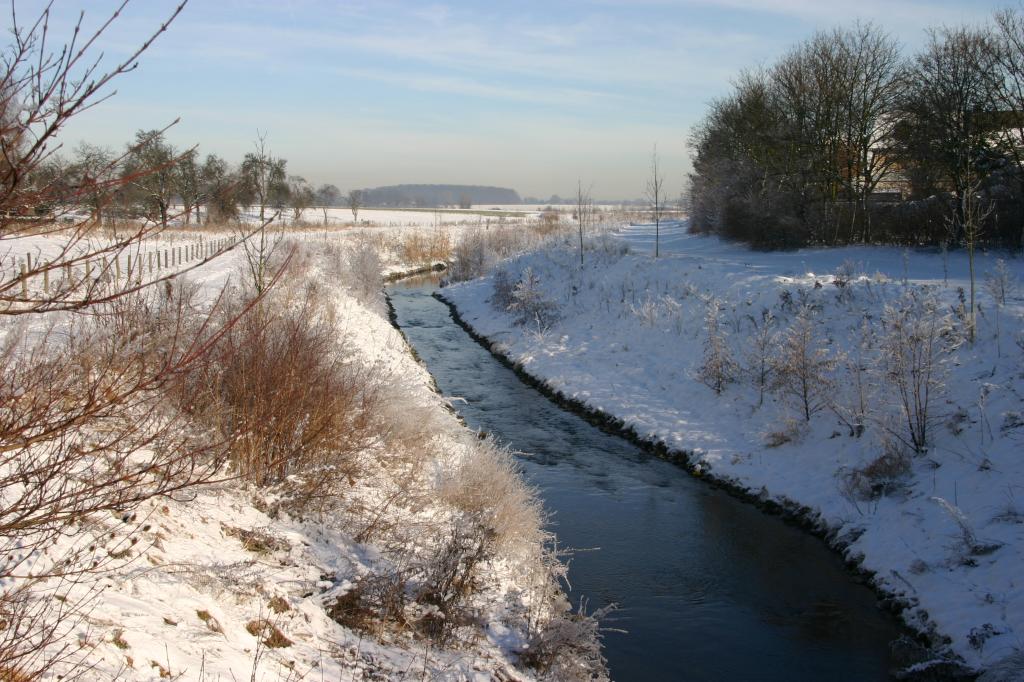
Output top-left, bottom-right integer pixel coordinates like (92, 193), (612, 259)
(388, 279), (902, 681)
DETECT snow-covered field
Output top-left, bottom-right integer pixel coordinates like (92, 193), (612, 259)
(441, 221), (1024, 676)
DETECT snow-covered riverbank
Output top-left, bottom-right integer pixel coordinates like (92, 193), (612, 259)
(4, 234), (603, 681)
(441, 222), (1024, 677)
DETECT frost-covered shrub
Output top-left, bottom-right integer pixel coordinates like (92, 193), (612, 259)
(345, 240), (384, 311)
(833, 259), (861, 303)
(586, 232), (630, 259)
(414, 516), (494, 642)
(448, 230), (490, 282)
(763, 417), (807, 447)
(632, 294), (660, 327)
(509, 267), (559, 329)
(744, 308), (776, 407)
(877, 291), (958, 453)
(698, 297), (736, 394)
(985, 259), (1016, 356)
(833, 318), (874, 437)
(837, 441), (911, 502)
(441, 441), (545, 556)
(520, 601), (613, 682)
(189, 284), (379, 504)
(771, 306), (836, 421)
(491, 267), (517, 312)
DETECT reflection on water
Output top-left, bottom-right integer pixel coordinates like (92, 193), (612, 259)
(388, 282), (900, 682)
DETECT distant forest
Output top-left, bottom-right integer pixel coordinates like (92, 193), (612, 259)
(360, 184), (521, 208)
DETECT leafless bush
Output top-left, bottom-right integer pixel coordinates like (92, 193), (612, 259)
(985, 259), (1016, 356)
(401, 230), (451, 264)
(837, 441), (912, 502)
(509, 267), (559, 329)
(744, 308), (776, 407)
(345, 241), (384, 312)
(698, 297), (736, 394)
(183, 282), (380, 510)
(413, 516), (493, 642)
(327, 572), (410, 636)
(448, 230), (490, 282)
(833, 260), (861, 303)
(0, 284), (245, 677)
(763, 417), (807, 447)
(771, 306), (836, 421)
(520, 601), (613, 682)
(490, 267), (516, 311)
(0, 2), (273, 675)
(877, 291), (958, 453)
(833, 318), (874, 437)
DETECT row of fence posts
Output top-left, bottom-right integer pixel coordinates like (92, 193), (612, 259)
(11, 237), (233, 299)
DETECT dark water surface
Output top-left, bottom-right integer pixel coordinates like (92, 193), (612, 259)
(388, 281), (901, 681)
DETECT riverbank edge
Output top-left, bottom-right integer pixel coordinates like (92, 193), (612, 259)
(382, 266), (611, 680)
(430, 289), (977, 681)
(383, 261), (448, 283)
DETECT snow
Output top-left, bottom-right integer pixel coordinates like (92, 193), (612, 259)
(1, 228), (574, 681)
(440, 220), (1024, 675)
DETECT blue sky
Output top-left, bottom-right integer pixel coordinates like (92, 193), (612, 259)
(8, 0), (1002, 198)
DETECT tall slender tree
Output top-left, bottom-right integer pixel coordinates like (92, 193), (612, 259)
(646, 145), (665, 258)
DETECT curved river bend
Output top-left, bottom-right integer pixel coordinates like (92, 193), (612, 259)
(389, 281), (902, 681)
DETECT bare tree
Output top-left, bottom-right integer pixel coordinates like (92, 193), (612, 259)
(833, 23), (904, 243)
(877, 292), (957, 452)
(575, 180), (592, 267)
(240, 132), (287, 223)
(954, 168), (995, 343)
(987, 8), (1024, 249)
(898, 26), (997, 234)
(124, 128), (180, 228)
(287, 175), (314, 224)
(175, 147), (201, 225)
(315, 183), (341, 226)
(201, 153), (238, 224)
(0, 4), (275, 675)
(348, 188), (364, 223)
(69, 142), (116, 227)
(645, 145), (665, 258)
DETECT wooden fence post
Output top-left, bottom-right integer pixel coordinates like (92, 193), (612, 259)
(20, 263), (27, 299)
(43, 264), (49, 293)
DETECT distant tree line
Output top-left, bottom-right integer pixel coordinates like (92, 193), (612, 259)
(688, 11), (1024, 250)
(33, 130), (347, 227)
(360, 184), (521, 208)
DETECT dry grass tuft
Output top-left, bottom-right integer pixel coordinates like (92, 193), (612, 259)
(245, 619), (292, 648)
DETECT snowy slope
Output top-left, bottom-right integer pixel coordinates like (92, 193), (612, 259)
(441, 222), (1024, 676)
(1, 233), (596, 681)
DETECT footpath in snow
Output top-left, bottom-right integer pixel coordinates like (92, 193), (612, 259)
(441, 221), (1024, 677)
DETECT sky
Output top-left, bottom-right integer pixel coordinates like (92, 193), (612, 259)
(4, 0), (1004, 199)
